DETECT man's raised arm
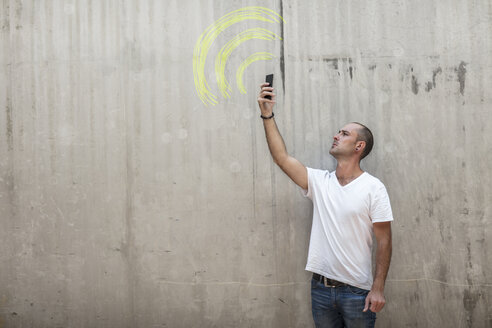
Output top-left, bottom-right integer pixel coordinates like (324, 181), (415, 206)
(257, 83), (308, 190)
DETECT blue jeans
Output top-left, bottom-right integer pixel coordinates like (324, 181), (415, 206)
(311, 278), (376, 328)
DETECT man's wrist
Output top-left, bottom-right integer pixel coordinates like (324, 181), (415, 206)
(371, 281), (385, 292)
(261, 112), (274, 119)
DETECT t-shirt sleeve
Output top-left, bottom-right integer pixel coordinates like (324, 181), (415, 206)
(370, 184), (394, 223)
(300, 167), (328, 200)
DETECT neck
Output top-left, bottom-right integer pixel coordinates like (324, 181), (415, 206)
(335, 158), (364, 181)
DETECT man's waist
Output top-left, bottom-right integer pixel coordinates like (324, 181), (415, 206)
(312, 273), (350, 288)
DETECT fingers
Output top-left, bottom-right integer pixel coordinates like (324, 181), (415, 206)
(257, 96), (276, 104)
(364, 295), (385, 313)
(260, 87), (274, 94)
(258, 86), (276, 104)
(260, 83), (273, 92)
(363, 297), (370, 312)
(371, 301), (385, 313)
(257, 97), (276, 105)
(259, 91), (275, 99)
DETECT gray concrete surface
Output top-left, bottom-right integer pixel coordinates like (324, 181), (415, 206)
(1, 0), (491, 327)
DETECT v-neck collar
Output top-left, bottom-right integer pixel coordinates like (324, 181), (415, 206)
(334, 171), (367, 189)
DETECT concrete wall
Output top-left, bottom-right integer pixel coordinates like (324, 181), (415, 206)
(1, 0), (491, 327)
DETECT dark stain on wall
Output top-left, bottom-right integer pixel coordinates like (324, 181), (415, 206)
(438, 253), (448, 299)
(455, 62), (467, 95)
(1, 1), (10, 32)
(405, 64), (471, 95)
(307, 56), (356, 81)
(463, 241), (481, 328)
(6, 96), (13, 151)
(321, 58), (339, 69)
(432, 67), (442, 88)
(463, 287), (480, 327)
(411, 75), (419, 95)
(425, 67), (443, 92)
(313, 57), (352, 70)
(412, 289), (419, 303)
(438, 217), (445, 243)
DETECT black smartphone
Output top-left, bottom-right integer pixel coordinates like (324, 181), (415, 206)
(265, 74), (274, 100)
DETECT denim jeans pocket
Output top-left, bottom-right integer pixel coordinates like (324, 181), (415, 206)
(311, 278), (320, 290)
(347, 285), (369, 296)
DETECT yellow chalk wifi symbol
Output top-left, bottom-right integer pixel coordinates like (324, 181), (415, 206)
(193, 6), (285, 106)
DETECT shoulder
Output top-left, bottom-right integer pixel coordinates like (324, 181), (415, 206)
(362, 172), (388, 191)
(307, 167), (332, 179)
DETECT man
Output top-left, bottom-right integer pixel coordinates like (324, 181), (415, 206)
(257, 83), (393, 328)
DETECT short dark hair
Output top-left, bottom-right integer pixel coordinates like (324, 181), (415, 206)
(352, 122), (374, 160)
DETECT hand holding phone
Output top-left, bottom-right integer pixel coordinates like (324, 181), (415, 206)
(265, 74), (274, 100)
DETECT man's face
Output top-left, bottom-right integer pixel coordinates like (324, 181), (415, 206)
(329, 123), (363, 159)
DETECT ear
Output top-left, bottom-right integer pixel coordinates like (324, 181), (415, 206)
(355, 141), (366, 152)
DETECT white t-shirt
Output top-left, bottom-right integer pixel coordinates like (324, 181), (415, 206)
(300, 167), (394, 290)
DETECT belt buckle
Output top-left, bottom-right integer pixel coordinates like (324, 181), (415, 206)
(323, 276), (336, 288)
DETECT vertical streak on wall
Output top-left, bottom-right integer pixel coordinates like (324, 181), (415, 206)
(250, 97), (257, 237)
(270, 151), (279, 284)
(4, 0), (13, 196)
(0, 1), (14, 325)
(121, 1), (136, 326)
(5, 5), (12, 153)
(279, 0), (285, 94)
(123, 81), (136, 328)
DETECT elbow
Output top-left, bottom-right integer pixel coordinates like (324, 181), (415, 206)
(273, 154), (288, 167)
(379, 237), (392, 247)
(377, 237), (392, 252)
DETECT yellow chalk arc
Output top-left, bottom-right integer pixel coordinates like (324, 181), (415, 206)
(236, 52), (276, 94)
(193, 6), (285, 106)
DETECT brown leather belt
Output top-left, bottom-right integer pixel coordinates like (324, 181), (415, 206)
(313, 273), (348, 288)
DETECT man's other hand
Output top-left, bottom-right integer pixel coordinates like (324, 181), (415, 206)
(363, 289), (386, 313)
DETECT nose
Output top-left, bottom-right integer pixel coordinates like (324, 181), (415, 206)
(333, 134), (339, 141)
